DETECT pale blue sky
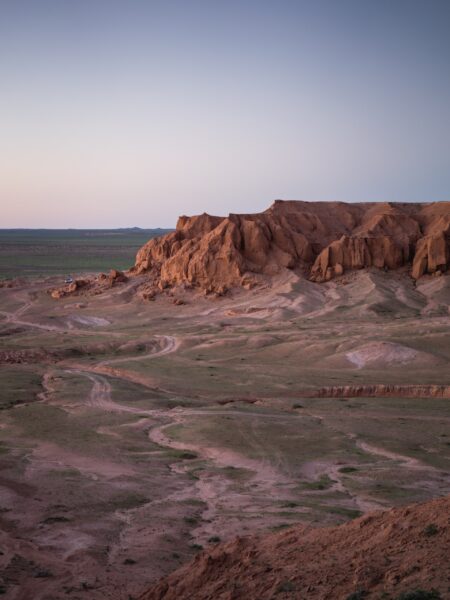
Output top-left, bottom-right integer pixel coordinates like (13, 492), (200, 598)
(1, 0), (449, 227)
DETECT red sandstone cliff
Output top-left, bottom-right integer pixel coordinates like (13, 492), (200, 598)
(132, 201), (450, 292)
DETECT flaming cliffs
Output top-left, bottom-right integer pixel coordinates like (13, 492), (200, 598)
(133, 201), (450, 293)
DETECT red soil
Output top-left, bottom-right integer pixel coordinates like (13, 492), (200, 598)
(139, 495), (450, 600)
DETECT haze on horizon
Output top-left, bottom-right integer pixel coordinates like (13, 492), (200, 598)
(1, 0), (449, 229)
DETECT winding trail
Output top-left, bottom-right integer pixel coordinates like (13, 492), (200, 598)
(1, 295), (112, 334)
(63, 345), (444, 542)
(64, 335), (180, 396)
(99, 335), (180, 366)
(73, 371), (149, 414)
(66, 335), (180, 413)
(354, 438), (429, 470)
(63, 349), (308, 544)
(0, 300), (61, 332)
(147, 412), (300, 544)
(63, 337), (311, 546)
(301, 407), (447, 514)
(39, 328), (450, 547)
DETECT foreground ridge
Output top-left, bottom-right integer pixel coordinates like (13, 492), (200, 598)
(132, 200), (450, 292)
(139, 495), (450, 600)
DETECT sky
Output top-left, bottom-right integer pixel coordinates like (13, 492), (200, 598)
(1, 0), (449, 228)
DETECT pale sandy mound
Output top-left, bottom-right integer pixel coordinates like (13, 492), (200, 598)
(345, 341), (428, 368)
(67, 315), (110, 327)
(223, 272), (328, 319)
(308, 270), (429, 321)
(417, 275), (450, 316)
(139, 495), (450, 600)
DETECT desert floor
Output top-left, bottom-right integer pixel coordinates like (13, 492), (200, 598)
(0, 269), (449, 599)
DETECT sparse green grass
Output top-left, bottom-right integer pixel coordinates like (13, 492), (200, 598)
(103, 492), (149, 511)
(270, 523), (291, 531)
(302, 474), (335, 491)
(221, 465), (254, 482)
(48, 468), (82, 479)
(0, 366), (42, 409)
(181, 498), (206, 507)
(10, 403), (111, 450)
(327, 506), (362, 519)
(6, 400), (162, 464)
(0, 229), (171, 278)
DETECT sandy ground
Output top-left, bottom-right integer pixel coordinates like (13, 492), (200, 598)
(0, 269), (449, 598)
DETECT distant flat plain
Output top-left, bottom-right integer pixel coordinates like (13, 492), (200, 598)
(0, 228), (172, 279)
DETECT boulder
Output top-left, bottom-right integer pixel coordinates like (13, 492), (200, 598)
(108, 269), (128, 285)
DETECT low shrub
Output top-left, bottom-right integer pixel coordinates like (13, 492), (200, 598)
(277, 580), (296, 592)
(423, 524), (439, 537)
(395, 590), (441, 600)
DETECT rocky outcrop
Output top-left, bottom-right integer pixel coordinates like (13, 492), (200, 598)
(49, 278), (89, 299)
(0, 280), (15, 289)
(107, 269), (128, 285)
(133, 201), (450, 291)
(139, 495), (450, 600)
(48, 269), (129, 300)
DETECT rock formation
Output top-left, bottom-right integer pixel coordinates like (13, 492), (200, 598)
(139, 495), (450, 600)
(132, 201), (450, 292)
(49, 278), (89, 299)
(48, 270), (128, 299)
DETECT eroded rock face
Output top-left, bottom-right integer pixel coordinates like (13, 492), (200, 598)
(132, 201), (450, 291)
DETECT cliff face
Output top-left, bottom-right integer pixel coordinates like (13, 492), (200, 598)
(133, 201), (450, 292)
